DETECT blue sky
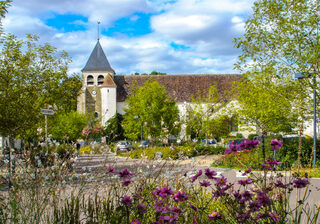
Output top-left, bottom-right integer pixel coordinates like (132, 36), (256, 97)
(3, 0), (254, 75)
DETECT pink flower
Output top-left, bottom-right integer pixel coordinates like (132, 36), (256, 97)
(208, 211), (222, 220)
(192, 170), (202, 182)
(269, 212), (281, 222)
(270, 139), (283, 150)
(121, 196), (133, 207)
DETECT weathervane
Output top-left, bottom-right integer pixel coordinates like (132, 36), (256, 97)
(97, 21), (101, 40)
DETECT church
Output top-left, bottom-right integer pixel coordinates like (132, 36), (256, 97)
(77, 39), (243, 133)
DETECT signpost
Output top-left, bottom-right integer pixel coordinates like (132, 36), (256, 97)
(41, 108), (55, 147)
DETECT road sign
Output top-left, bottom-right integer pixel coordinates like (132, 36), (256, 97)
(41, 108), (55, 115)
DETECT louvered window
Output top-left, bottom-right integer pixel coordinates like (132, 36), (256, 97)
(98, 75), (104, 86)
(87, 75), (94, 85)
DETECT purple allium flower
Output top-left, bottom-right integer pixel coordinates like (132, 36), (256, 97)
(274, 180), (287, 188)
(238, 141), (246, 151)
(240, 191), (253, 203)
(270, 139), (283, 150)
(236, 212), (250, 221)
(173, 191), (188, 202)
(193, 216), (198, 224)
(192, 170), (202, 182)
(130, 220), (141, 224)
(214, 176), (227, 187)
(154, 200), (164, 212)
(269, 212), (281, 222)
(152, 189), (161, 199)
(199, 180), (211, 187)
(171, 206), (184, 214)
(249, 200), (262, 212)
(121, 195), (133, 207)
(159, 187), (174, 199)
(229, 144), (239, 153)
(293, 178), (309, 188)
(261, 163), (273, 170)
(224, 148), (232, 154)
(267, 160), (281, 166)
(254, 213), (264, 220)
(107, 166), (115, 173)
(189, 204), (199, 212)
(256, 191), (272, 207)
(238, 178), (253, 186)
(251, 140), (260, 148)
(204, 168), (217, 179)
(119, 168), (133, 178)
(242, 167), (252, 176)
(138, 203), (147, 214)
(122, 179), (132, 186)
(208, 211), (222, 220)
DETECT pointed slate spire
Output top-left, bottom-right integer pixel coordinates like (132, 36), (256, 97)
(82, 40), (115, 73)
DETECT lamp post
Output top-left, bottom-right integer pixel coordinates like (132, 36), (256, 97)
(295, 72), (317, 169)
(134, 116), (143, 142)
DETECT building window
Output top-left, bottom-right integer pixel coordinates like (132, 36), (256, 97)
(97, 75), (104, 86)
(87, 75), (94, 86)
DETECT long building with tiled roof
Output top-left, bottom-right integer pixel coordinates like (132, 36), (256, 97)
(77, 40), (242, 127)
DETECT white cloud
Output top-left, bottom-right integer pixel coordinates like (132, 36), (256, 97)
(2, 0), (254, 75)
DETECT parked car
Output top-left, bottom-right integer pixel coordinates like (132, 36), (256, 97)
(139, 140), (150, 148)
(201, 139), (217, 147)
(116, 141), (133, 151)
(226, 138), (246, 147)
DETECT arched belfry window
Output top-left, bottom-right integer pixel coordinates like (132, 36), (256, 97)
(97, 75), (104, 86)
(87, 75), (94, 86)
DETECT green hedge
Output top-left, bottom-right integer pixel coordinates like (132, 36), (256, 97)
(125, 145), (226, 160)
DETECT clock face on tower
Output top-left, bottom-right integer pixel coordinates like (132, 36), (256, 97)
(92, 90), (97, 95)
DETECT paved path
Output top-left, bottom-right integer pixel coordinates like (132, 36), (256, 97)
(75, 153), (320, 210)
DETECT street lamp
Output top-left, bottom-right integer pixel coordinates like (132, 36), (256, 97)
(134, 116), (143, 142)
(295, 72), (317, 169)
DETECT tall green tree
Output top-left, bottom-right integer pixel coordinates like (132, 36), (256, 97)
(0, 0), (11, 35)
(235, 71), (298, 159)
(0, 34), (71, 145)
(234, 0), (320, 86)
(49, 111), (88, 142)
(185, 84), (230, 140)
(103, 113), (125, 143)
(122, 79), (180, 140)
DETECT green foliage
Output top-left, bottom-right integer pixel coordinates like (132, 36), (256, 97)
(185, 84), (231, 140)
(235, 72), (298, 135)
(122, 79), (180, 140)
(0, 34), (72, 140)
(103, 113), (125, 142)
(49, 111), (89, 142)
(277, 137), (320, 169)
(125, 145), (226, 160)
(127, 146), (197, 160)
(234, 0), (320, 81)
(0, 0), (11, 35)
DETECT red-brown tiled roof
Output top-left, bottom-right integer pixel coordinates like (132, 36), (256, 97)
(101, 75), (116, 87)
(113, 74), (242, 102)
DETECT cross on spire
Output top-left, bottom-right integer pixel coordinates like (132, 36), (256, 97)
(97, 21), (101, 40)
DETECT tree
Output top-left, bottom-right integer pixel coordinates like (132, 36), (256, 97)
(235, 71), (298, 159)
(122, 79), (180, 140)
(234, 0), (320, 86)
(103, 113), (125, 143)
(185, 83), (230, 140)
(0, 34), (71, 146)
(52, 74), (82, 112)
(0, 0), (11, 35)
(49, 111), (88, 142)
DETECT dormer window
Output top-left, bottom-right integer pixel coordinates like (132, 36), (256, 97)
(87, 75), (94, 86)
(97, 75), (104, 86)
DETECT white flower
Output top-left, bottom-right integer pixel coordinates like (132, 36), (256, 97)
(35, 156), (39, 160)
(31, 173), (35, 179)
